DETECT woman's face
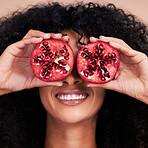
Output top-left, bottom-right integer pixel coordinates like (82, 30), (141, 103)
(39, 30), (105, 123)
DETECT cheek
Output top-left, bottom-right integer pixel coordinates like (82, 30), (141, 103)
(93, 88), (106, 101)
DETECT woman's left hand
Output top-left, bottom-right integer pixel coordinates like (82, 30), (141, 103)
(88, 36), (148, 104)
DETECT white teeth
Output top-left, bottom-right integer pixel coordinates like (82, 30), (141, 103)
(57, 94), (87, 100)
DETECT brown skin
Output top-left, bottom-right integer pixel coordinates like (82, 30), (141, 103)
(39, 30), (105, 148)
(0, 29), (147, 147)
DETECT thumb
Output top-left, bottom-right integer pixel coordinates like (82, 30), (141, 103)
(29, 78), (63, 88)
(87, 80), (119, 91)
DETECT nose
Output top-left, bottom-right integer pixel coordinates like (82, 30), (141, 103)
(62, 65), (83, 85)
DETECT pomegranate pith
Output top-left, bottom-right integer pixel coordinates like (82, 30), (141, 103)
(30, 39), (74, 82)
(77, 41), (120, 84)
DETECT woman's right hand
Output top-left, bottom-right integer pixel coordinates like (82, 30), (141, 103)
(0, 30), (69, 95)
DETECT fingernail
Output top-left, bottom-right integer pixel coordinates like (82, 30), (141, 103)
(62, 35), (69, 41)
(90, 36), (96, 39)
(44, 33), (51, 38)
(100, 35), (105, 38)
(58, 82), (63, 86)
(55, 33), (62, 36)
(90, 36), (99, 41)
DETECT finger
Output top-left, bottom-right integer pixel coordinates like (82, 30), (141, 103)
(24, 30), (67, 42)
(50, 33), (62, 39)
(43, 33), (51, 39)
(14, 37), (43, 49)
(7, 37), (43, 56)
(89, 36), (99, 42)
(99, 36), (130, 48)
(87, 80), (119, 91)
(109, 41), (148, 65)
(50, 33), (70, 42)
(109, 41), (138, 57)
(90, 36), (146, 63)
(30, 78), (63, 88)
(23, 29), (45, 39)
(89, 36), (136, 57)
(89, 36), (131, 50)
(23, 29), (51, 40)
(61, 35), (69, 42)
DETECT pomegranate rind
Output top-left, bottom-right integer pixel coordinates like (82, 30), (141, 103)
(77, 41), (120, 84)
(30, 39), (74, 82)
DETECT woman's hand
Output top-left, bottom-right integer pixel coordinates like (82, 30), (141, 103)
(0, 30), (69, 95)
(88, 36), (148, 104)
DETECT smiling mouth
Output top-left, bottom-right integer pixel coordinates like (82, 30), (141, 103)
(55, 90), (89, 106)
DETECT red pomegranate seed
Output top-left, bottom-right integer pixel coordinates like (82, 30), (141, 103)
(43, 42), (48, 46)
(108, 53), (112, 58)
(83, 48), (88, 53)
(101, 77), (106, 81)
(99, 43), (104, 50)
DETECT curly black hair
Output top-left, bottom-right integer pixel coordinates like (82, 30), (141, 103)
(0, 2), (148, 148)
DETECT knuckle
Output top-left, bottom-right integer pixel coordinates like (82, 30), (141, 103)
(24, 29), (39, 39)
(28, 29), (34, 34)
(143, 52), (147, 57)
(7, 44), (14, 49)
(139, 52), (147, 58)
(118, 39), (125, 44)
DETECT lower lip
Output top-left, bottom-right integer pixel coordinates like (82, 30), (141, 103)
(57, 99), (87, 106)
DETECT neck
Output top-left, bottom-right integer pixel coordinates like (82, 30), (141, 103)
(44, 114), (98, 148)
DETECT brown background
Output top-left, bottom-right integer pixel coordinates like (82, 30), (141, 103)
(0, 0), (148, 25)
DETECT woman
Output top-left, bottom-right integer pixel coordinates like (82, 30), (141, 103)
(0, 2), (147, 148)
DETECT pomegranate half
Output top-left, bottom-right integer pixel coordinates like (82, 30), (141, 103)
(30, 39), (74, 82)
(77, 41), (120, 84)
